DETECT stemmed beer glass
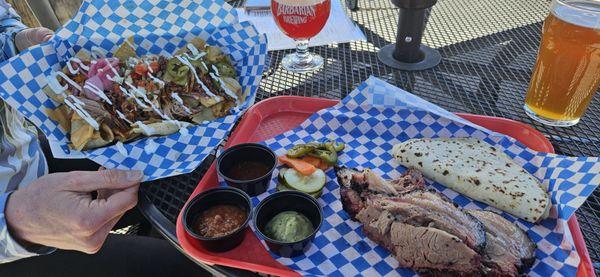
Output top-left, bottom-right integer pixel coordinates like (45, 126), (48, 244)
(271, 0), (331, 73)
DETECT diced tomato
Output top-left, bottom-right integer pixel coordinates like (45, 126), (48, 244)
(150, 61), (159, 73)
(146, 81), (155, 91)
(137, 80), (146, 88)
(135, 63), (148, 75)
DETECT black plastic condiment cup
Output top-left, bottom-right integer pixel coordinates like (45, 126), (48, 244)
(217, 143), (276, 196)
(183, 187), (251, 252)
(253, 191), (323, 257)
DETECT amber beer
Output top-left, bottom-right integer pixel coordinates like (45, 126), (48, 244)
(524, 0), (600, 126)
(271, 0), (331, 40)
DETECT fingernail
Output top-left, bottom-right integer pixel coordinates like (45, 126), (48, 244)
(126, 170), (143, 182)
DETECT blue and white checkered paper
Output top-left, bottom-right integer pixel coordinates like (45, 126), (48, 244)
(0, 0), (267, 181)
(249, 77), (599, 276)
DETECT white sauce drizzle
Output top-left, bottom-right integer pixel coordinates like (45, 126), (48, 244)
(83, 82), (113, 105)
(116, 110), (132, 124)
(133, 121), (157, 136)
(184, 44), (206, 61)
(56, 71), (83, 92)
(200, 61), (209, 72)
(125, 82), (171, 120)
(211, 65), (220, 76)
(105, 58), (122, 80)
(119, 86), (149, 108)
(147, 72), (165, 87)
(66, 60), (79, 75)
(183, 52), (205, 61)
(48, 71), (68, 94)
(187, 44), (200, 56)
(69, 57), (90, 72)
(209, 72), (238, 104)
(64, 95), (99, 130)
(176, 56), (216, 98)
(170, 93), (191, 114)
(144, 60), (154, 74)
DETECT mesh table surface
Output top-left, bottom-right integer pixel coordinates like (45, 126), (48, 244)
(139, 0), (600, 274)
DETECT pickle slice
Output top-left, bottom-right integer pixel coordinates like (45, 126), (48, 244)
(283, 168), (326, 194)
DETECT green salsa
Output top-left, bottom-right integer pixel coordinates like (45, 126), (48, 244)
(264, 211), (314, 243)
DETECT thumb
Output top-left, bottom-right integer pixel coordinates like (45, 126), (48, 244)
(15, 27), (54, 51)
(65, 169), (143, 192)
(94, 185), (139, 221)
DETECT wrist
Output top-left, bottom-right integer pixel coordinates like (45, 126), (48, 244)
(5, 190), (34, 247)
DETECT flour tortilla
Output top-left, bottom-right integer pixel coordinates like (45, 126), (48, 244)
(392, 138), (550, 223)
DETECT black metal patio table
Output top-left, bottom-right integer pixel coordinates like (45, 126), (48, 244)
(137, 0), (600, 275)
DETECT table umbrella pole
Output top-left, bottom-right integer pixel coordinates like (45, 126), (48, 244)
(378, 0), (441, 71)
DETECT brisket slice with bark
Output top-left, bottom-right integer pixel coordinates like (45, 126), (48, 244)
(336, 167), (536, 276)
(467, 210), (536, 276)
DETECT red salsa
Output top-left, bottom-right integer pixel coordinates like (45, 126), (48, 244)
(226, 160), (271, 180)
(195, 204), (247, 238)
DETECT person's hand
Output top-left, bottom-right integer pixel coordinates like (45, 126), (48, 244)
(14, 27), (54, 52)
(4, 169), (143, 254)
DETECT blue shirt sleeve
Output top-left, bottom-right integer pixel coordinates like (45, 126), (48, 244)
(0, 192), (54, 264)
(0, 1), (55, 264)
(0, 1), (27, 62)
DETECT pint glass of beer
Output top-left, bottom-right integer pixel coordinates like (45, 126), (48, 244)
(524, 0), (600, 126)
(271, 0), (331, 73)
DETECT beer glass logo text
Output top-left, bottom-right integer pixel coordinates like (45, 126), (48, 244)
(276, 4), (316, 24)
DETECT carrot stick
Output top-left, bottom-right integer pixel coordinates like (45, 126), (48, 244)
(317, 163), (330, 171)
(278, 155), (317, 176)
(301, 156), (322, 168)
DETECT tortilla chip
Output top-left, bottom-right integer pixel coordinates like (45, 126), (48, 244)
(43, 85), (65, 103)
(99, 123), (115, 142)
(47, 105), (71, 131)
(71, 116), (94, 151)
(175, 38), (207, 56)
(191, 108), (215, 124)
(74, 49), (92, 62)
(114, 36), (137, 61)
(200, 95), (223, 107)
(84, 138), (111, 149)
(132, 121), (189, 136)
(190, 38), (206, 51)
(222, 77), (243, 101)
(211, 100), (235, 118)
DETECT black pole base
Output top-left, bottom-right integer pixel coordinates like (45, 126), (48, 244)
(378, 44), (441, 71)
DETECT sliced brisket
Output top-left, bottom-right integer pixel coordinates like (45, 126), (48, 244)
(336, 167), (535, 276)
(373, 190), (486, 252)
(467, 210), (536, 276)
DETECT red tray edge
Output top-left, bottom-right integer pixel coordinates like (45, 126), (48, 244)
(176, 96), (594, 277)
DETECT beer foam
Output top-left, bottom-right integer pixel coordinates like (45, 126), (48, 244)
(273, 0), (327, 6)
(552, 0), (600, 29)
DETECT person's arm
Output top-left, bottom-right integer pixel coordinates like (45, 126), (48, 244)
(0, 1), (53, 61)
(0, 192), (55, 263)
(0, 1), (27, 60)
(1, 169), (142, 264)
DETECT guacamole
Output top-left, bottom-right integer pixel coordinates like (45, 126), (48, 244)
(264, 211), (314, 243)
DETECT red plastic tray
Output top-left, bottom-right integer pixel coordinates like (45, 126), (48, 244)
(176, 96), (594, 277)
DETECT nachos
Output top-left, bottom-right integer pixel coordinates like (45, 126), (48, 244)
(44, 38), (244, 151)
